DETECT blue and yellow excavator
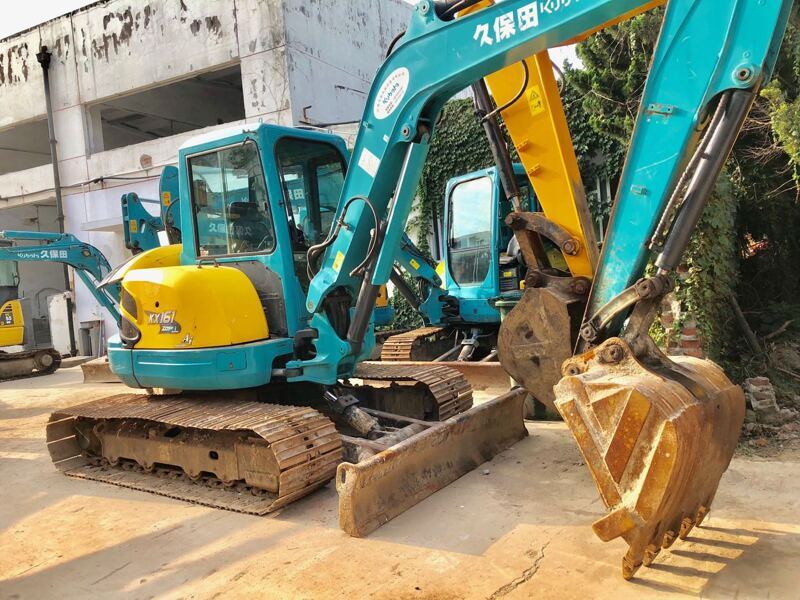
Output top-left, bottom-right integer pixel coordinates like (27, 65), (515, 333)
(0, 257), (63, 379)
(0, 231), (121, 380)
(42, 0), (791, 579)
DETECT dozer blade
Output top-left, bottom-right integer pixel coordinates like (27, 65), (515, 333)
(80, 356), (120, 384)
(337, 388), (527, 537)
(554, 338), (744, 579)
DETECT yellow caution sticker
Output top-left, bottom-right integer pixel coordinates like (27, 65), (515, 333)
(332, 251), (345, 273)
(528, 84), (545, 117)
(162, 191), (171, 206)
(409, 258), (420, 271)
(503, 270), (514, 278)
(130, 220), (138, 233)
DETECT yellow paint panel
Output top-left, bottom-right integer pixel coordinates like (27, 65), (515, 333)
(105, 244), (183, 288)
(122, 265), (268, 350)
(485, 52), (599, 278)
(560, 0), (666, 45)
(376, 285), (390, 308)
(0, 300), (25, 347)
(332, 251), (345, 274)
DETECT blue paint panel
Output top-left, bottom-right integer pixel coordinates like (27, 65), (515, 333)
(109, 335), (293, 390)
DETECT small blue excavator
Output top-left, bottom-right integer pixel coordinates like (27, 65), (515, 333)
(0, 231), (119, 380)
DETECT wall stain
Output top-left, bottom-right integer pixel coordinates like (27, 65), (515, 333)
(53, 35), (71, 60)
(2, 43), (30, 86)
(205, 16), (221, 35)
(90, 6), (156, 61)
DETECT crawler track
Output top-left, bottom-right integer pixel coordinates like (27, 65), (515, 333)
(46, 394), (342, 514)
(352, 362), (473, 420)
(0, 348), (61, 383)
(379, 327), (451, 362)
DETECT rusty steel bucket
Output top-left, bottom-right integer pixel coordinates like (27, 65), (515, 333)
(554, 338), (745, 579)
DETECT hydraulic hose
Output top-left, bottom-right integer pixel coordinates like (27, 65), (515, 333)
(306, 195), (380, 281)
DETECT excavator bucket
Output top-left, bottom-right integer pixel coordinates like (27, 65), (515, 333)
(337, 388), (527, 536)
(554, 338), (744, 579)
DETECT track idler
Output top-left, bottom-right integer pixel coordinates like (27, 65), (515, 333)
(554, 338), (744, 579)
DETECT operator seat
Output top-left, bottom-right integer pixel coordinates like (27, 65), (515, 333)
(228, 202), (274, 252)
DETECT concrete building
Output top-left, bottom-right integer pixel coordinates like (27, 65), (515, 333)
(0, 0), (410, 355)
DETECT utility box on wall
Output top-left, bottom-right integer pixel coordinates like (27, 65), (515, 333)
(47, 293), (73, 356)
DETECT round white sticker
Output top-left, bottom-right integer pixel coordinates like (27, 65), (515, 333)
(373, 67), (410, 120)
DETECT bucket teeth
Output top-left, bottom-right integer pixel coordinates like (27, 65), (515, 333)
(642, 544), (660, 567)
(554, 338), (745, 579)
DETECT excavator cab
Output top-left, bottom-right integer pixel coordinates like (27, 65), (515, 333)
(441, 164), (534, 323)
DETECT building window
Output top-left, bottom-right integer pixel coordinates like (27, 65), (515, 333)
(88, 65), (245, 153)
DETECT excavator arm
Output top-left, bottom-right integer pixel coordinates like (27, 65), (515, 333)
(293, 0), (791, 578)
(0, 231), (121, 324)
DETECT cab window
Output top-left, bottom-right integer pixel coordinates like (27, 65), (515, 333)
(188, 141), (275, 256)
(0, 255), (18, 288)
(276, 138), (346, 247)
(276, 137), (347, 289)
(0, 246), (19, 306)
(448, 176), (493, 286)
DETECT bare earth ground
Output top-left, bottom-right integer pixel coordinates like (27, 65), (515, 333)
(1, 368), (799, 599)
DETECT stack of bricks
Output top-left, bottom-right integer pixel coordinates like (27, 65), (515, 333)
(661, 296), (704, 358)
(742, 377), (798, 426)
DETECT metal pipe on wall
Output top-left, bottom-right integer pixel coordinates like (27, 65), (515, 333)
(36, 45), (77, 356)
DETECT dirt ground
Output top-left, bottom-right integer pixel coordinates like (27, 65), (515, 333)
(1, 368), (799, 599)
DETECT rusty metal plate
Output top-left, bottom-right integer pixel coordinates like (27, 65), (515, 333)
(337, 388), (527, 537)
(81, 357), (120, 383)
(554, 338), (745, 579)
(497, 285), (584, 408)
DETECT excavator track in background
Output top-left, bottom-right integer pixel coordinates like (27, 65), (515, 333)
(379, 327), (452, 362)
(351, 362), (473, 420)
(0, 348), (62, 382)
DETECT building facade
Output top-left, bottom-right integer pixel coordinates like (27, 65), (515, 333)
(0, 0), (410, 353)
